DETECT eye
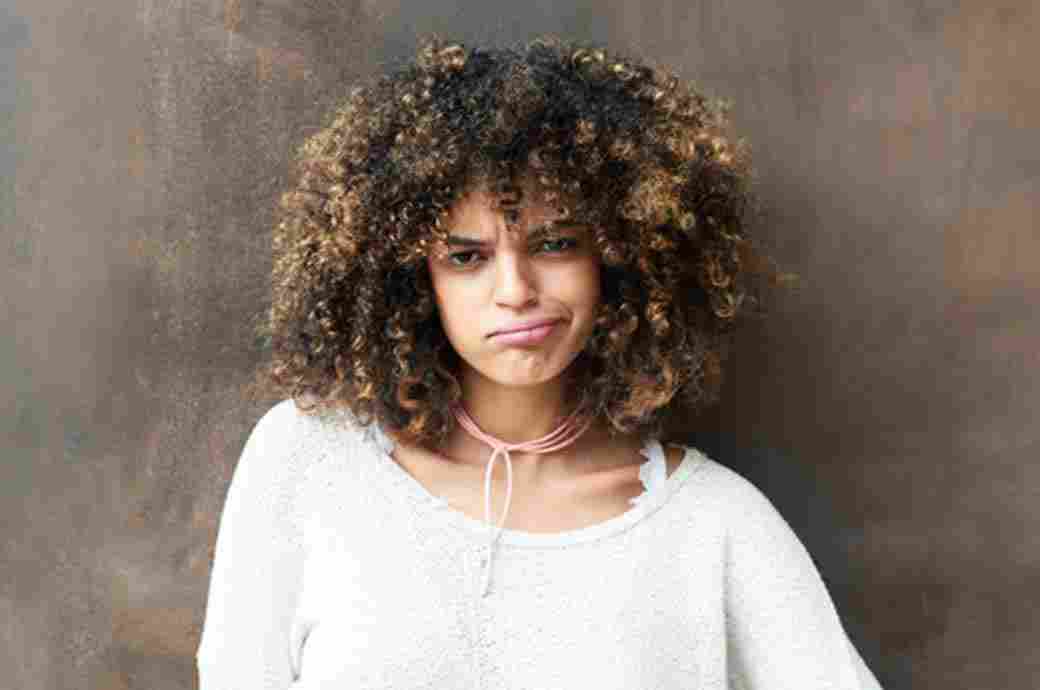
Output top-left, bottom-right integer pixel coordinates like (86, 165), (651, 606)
(448, 250), (485, 267)
(537, 237), (579, 253)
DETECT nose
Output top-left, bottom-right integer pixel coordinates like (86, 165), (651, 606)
(492, 250), (537, 308)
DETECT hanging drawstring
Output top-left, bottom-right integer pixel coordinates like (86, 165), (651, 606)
(450, 403), (593, 598)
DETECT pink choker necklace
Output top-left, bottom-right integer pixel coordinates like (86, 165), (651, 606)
(450, 402), (594, 597)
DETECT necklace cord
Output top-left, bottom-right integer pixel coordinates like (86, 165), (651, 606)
(450, 403), (594, 597)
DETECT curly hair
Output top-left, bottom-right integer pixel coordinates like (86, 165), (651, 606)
(253, 35), (782, 447)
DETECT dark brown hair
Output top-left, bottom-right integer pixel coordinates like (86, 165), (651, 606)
(253, 35), (781, 447)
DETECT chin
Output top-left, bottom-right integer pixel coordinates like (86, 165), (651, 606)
(453, 329), (592, 390)
(478, 357), (574, 389)
(489, 368), (562, 388)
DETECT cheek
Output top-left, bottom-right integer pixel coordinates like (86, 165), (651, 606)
(427, 269), (472, 339)
(573, 261), (602, 312)
(426, 260), (451, 310)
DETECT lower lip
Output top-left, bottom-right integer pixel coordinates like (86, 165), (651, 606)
(491, 322), (560, 346)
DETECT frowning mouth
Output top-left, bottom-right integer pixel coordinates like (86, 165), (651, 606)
(488, 318), (563, 337)
(488, 319), (563, 346)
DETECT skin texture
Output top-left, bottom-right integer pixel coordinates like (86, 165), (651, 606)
(422, 175), (614, 487)
(427, 178), (600, 440)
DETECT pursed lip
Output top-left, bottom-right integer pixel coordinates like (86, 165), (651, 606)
(488, 318), (563, 337)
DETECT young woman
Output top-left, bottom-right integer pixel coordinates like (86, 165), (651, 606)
(196, 36), (883, 689)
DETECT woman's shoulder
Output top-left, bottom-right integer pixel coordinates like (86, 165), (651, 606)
(240, 398), (377, 467)
(253, 396), (369, 432)
(252, 397), (305, 433)
(667, 443), (790, 527)
(246, 397), (319, 447)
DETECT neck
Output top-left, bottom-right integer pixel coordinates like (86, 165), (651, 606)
(457, 370), (576, 444)
(435, 366), (605, 480)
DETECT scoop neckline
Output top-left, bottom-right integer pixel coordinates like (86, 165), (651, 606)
(363, 420), (706, 548)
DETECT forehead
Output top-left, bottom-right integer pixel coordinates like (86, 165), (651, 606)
(443, 177), (566, 230)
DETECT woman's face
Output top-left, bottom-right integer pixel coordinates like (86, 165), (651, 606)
(426, 179), (601, 391)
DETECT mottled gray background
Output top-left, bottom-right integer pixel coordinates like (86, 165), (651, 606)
(2, 1), (1037, 688)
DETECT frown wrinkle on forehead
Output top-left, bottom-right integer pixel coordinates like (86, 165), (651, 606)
(443, 220), (585, 247)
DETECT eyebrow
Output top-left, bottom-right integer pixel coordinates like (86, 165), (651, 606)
(444, 221), (584, 246)
(444, 235), (489, 247)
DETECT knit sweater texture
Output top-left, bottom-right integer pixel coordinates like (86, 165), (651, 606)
(196, 398), (883, 689)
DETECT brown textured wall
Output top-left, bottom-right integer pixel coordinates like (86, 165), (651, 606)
(1, 1), (1036, 688)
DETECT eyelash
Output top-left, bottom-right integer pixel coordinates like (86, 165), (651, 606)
(447, 238), (579, 267)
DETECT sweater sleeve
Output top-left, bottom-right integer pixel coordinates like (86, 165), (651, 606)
(196, 400), (310, 690)
(719, 466), (883, 690)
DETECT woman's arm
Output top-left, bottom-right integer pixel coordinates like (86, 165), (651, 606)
(196, 400), (309, 690)
(719, 465), (883, 690)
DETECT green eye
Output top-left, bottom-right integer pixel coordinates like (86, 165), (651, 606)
(448, 251), (484, 267)
(538, 237), (578, 253)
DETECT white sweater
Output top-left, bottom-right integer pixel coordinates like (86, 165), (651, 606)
(196, 399), (882, 690)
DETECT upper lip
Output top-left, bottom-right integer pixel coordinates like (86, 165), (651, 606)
(489, 318), (563, 337)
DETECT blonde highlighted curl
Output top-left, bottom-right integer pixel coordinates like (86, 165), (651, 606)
(254, 35), (783, 447)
